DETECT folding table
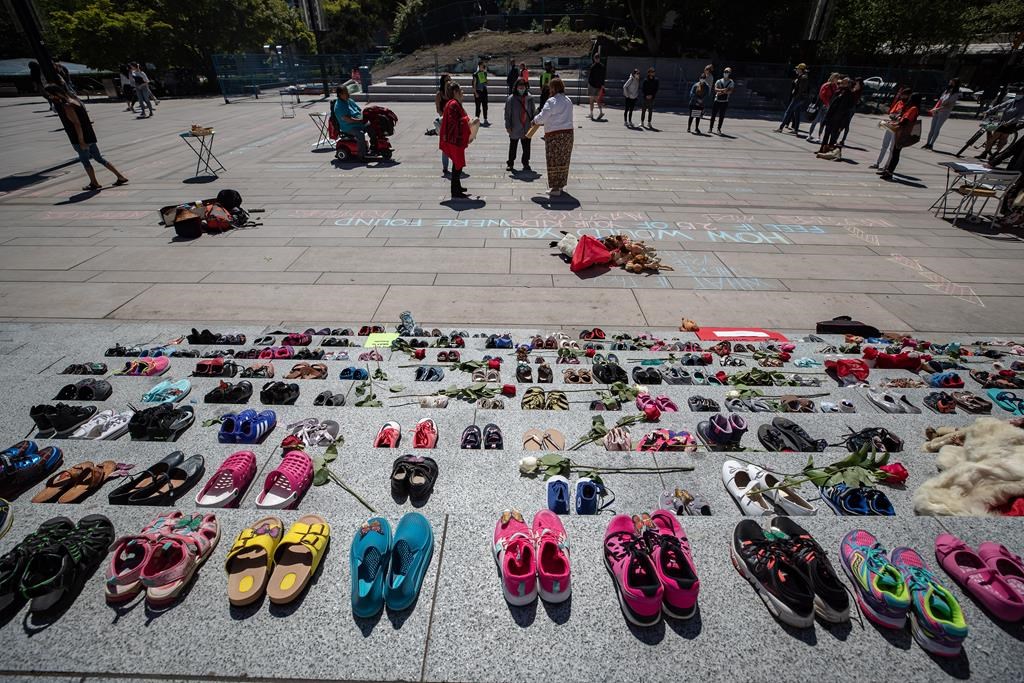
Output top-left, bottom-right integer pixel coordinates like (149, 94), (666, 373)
(179, 130), (226, 178)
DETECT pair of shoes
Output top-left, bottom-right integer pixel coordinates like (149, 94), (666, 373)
(218, 409), (276, 444)
(260, 381), (299, 405)
(108, 451), (205, 505)
(127, 403), (196, 442)
(604, 511), (699, 624)
(520, 387), (568, 410)
(732, 517), (849, 628)
(224, 515), (329, 606)
(843, 530), (967, 656)
(0, 441), (63, 499)
(375, 419), (437, 448)
(1, 515), (115, 614)
(756, 417), (826, 452)
(696, 413), (747, 450)
(516, 362), (552, 383)
(546, 476), (605, 514)
(493, 509), (570, 605)
(722, 460), (816, 516)
(205, 380), (254, 403)
(30, 460), (118, 504)
(461, 423), (502, 449)
(661, 487), (711, 515)
(352, 514), (433, 616)
(935, 533), (1024, 623)
(819, 482), (895, 515)
(141, 378), (189, 403)
(104, 511), (218, 608)
(194, 451), (257, 507)
(30, 404), (98, 439)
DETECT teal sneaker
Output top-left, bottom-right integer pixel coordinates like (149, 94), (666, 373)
(350, 517), (392, 618)
(385, 513), (434, 611)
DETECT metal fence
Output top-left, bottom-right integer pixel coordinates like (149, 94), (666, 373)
(211, 52), (401, 99)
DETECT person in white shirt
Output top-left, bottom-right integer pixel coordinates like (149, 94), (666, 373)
(531, 77), (574, 196)
(923, 79), (960, 150)
(622, 69), (640, 127)
(130, 62), (154, 117)
(709, 67), (735, 134)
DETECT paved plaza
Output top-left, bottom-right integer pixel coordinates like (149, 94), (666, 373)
(0, 95), (1022, 683)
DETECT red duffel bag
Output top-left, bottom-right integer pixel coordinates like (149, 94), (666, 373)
(570, 235), (612, 272)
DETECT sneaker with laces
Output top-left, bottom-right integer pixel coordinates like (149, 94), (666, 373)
(374, 422), (401, 448)
(532, 510), (570, 603)
(645, 510), (700, 618)
(770, 517), (849, 622)
(839, 529), (910, 628)
(413, 418), (437, 448)
(492, 509), (537, 606)
(730, 519), (814, 628)
(890, 546), (967, 657)
(603, 514), (662, 626)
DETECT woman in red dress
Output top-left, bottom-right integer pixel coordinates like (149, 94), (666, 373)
(439, 84), (472, 198)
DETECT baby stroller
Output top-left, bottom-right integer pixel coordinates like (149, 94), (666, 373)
(329, 104), (397, 161)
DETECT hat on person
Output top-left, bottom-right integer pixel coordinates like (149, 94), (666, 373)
(796, 63), (807, 70)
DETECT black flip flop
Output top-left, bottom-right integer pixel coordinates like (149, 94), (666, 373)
(20, 514), (114, 614)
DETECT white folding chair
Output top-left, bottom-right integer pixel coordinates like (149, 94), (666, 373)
(949, 170), (1021, 229)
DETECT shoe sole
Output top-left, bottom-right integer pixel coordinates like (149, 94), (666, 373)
(662, 600), (697, 620)
(491, 545), (537, 607)
(909, 611), (962, 657)
(730, 543), (814, 628)
(602, 552), (661, 627)
(840, 560), (907, 629)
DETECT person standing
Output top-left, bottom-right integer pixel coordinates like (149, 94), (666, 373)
(838, 77), (863, 146)
(807, 72), (839, 143)
(506, 58), (519, 92)
(709, 67), (735, 134)
(700, 64), (714, 121)
(45, 84), (129, 192)
(334, 85), (368, 159)
(519, 62), (529, 87)
(923, 79), (960, 150)
(880, 93), (922, 181)
(28, 60), (52, 111)
(539, 61), (555, 107)
(440, 83), (472, 198)
(435, 74), (452, 175)
(53, 59), (74, 95)
(816, 77), (855, 159)
(473, 60), (489, 125)
(622, 68), (640, 126)
(640, 67), (659, 128)
(505, 77), (535, 172)
(870, 87), (910, 169)
(777, 63), (809, 134)
(130, 63), (154, 118)
(119, 65), (136, 112)
(687, 80), (706, 133)
(587, 53), (606, 120)
(532, 77), (574, 196)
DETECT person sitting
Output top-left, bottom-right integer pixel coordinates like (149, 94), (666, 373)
(978, 94), (1024, 161)
(333, 85), (368, 159)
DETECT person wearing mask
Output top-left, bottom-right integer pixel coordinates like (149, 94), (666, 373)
(870, 87), (910, 169)
(838, 77), (863, 146)
(777, 63), (809, 134)
(807, 72), (839, 143)
(45, 84), (129, 191)
(334, 85), (368, 160)
(539, 61), (556, 107)
(587, 53), (606, 120)
(519, 62), (529, 87)
(473, 60), (489, 125)
(622, 68), (640, 127)
(923, 79), (960, 150)
(700, 64), (714, 122)
(435, 74), (453, 175)
(119, 65), (136, 112)
(130, 63), (154, 118)
(532, 77), (574, 196)
(880, 93), (922, 181)
(440, 83), (472, 198)
(687, 80), (706, 134)
(640, 67), (659, 129)
(816, 77), (855, 159)
(505, 77), (535, 173)
(709, 67), (735, 135)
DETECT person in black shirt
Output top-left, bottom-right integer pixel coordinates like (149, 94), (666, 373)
(815, 77), (856, 158)
(45, 84), (129, 191)
(641, 67), (659, 128)
(777, 63), (809, 134)
(587, 53), (606, 120)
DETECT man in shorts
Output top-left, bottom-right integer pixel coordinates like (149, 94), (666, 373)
(588, 52), (606, 120)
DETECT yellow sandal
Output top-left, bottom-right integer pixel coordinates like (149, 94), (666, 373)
(266, 515), (330, 605)
(225, 516), (283, 607)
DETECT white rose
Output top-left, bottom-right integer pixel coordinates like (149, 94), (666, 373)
(727, 390), (740, 398)
(519, 456), (539, 475)
(633, 384), (648, 395)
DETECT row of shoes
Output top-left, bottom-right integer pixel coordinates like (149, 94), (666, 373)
(187, 329), (246, 344)
(106, 344), (200, 358)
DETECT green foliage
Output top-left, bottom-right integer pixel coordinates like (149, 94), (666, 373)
(320, 0), (397, 53)
(554, 16), (573, 34)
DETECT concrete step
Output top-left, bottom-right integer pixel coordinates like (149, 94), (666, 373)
(386, 75), (586, 87)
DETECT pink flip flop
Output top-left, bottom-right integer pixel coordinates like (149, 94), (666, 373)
(141, 513), (220, 608)
(195, 450), (257, 508)
(256, 450), (313, 509)
(935, 533), (1024, 622)
(978, 542), (1024, 602)
(141, 356), (170, 376)
(105, 511), (183, 603)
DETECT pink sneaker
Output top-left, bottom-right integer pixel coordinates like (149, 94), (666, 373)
(413, 418), (438, 448)
(935, 533), (1024, 622)
(604, 514), (663, 626)
(493, 509), (537, 605)
(646, 509), (700, 618)
(532, 510), (570, 603)
(977, 542), (1024, 602)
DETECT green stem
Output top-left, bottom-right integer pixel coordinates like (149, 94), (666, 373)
(327, 469), (376, 513)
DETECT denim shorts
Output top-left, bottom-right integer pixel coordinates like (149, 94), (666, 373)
(75, 143), (107, 168)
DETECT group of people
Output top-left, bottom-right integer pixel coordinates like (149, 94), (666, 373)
(684, 65), (735, 134)
(118, 63), (158, 118)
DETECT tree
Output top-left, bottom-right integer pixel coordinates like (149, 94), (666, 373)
(320, 0), (398, 53)
(625, 0), (676, 54)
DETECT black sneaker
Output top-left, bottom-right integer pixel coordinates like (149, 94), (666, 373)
(770, 517), (850, 623)
(730, 520), (815, 628)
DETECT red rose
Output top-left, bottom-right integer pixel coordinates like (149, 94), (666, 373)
(488, 358), (501, 369)
(643, 404), (661, 422)
(501, 384), (516, 397)
(779, 351), (791, 362)
(700, 352), (713, 365)
(413, 349), (426, 360)
(879, 463), (909, 485)
(862, 346), (879, 360)
(585, 348), (596, 358)
(714, 370), (728, 384)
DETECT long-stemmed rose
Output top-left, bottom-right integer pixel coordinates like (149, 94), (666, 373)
(731, 446), (908, 495)
(519, 453), (694, 480)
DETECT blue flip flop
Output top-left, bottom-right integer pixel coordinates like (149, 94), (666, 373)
(351, 516), (392, 618)
(988, 389), (1024, 415)
(385, 513), (434, 611)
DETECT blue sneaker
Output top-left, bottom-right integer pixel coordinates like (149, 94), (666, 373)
(238, 410), (276, 444)
(385, 513), (434, 611)
(575, 478), (600, 515)
(547, 476), (570, 514)
(218, 410), (256, 443)
(819, 483), (871, 515)
(350, 517), (392, 618)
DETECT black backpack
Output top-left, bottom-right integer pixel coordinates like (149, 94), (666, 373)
(815, 316), (881, 338)
(216, 189), (242, 210)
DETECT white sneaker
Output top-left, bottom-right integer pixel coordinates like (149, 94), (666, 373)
(722, 460), (772, 516)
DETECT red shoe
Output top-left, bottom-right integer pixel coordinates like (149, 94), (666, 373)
(645, 510), (700, 618)
(413, 418), (437, 448)
(374, 422), (401, 448)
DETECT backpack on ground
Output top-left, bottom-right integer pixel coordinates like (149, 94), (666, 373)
(216, 189), (243, 210)
(815, 315), (881, 338)
(204, 203), (233, 232)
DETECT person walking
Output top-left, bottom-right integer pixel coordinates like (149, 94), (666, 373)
(807, 72), (839, 143)
(435, 74), (452, 175)
(539, 61), (555, 107)
(119, 65), (136, 112)
(473, 60), (489, 125)
(130, 63), (154, 118)
(532, 77), (574, 196)
(880, 93), (922, 181)
(587, 53), (606, 120)
(687, 80), (706, 133)
(709, 67), (735, 134)
(505, 77), (535, 172)
(45, 84), (129, 191)
(777, 63), (809, 134)
(815, 77), (855, 159)
(440, 84), (473, 198)
(640, 67), (659, 128)
(923, 79), (960, 150)
(622, 68), (640, 126)
(870, 87), (910, 169)
(838, 77), (863, 146)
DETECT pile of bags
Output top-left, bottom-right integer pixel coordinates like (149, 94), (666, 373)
(161, 189), (261, 239)
(552, 233), (674, 273)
